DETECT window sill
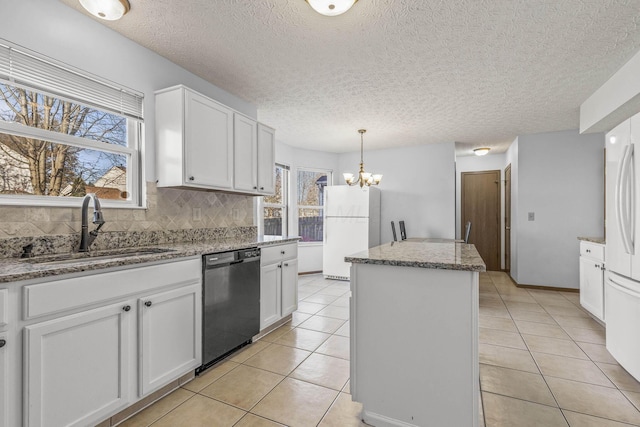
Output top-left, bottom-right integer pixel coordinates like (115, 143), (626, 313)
(297, 241), (323, 247)
(0, 196), (146, 209)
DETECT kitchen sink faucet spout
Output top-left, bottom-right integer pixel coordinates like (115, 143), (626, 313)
(79, 193), (106, 252)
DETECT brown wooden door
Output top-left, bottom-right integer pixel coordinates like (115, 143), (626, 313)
(504, 164), (511, 272)
(461, 170), (501, 271)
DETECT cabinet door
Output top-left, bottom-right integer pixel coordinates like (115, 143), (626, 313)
(0, 332), (6, 427)
(257, 124), (275, 195)
(580, 257), (605, 321)
(234, 114), (258, 192)
(281, 259), (299, 317)
(184, 90), (233, 189)
(24, 303), (131, 427)
(139, 283), (202, 396)
(260, 263), (281, 330)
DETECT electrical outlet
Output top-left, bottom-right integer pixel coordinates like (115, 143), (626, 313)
(528, 212), (535, 221)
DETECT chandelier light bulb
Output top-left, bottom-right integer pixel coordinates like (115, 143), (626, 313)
(305, 0), (358, 16)
(344, 129), (382, 188)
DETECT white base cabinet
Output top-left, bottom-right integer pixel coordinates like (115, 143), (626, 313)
(12, 258), (202, 427)
(0, 329), (7, 427)
(260, 243), (298, 330)
(579, 241), (605, 322)
(24, 303), (132, 427)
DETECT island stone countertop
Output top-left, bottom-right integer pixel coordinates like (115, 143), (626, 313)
(578, 237), (605, 244)
(0, 235), (299, 284)
(345, 239), (486, 272)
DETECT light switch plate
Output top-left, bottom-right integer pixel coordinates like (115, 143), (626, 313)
(528, 212), (535, 221)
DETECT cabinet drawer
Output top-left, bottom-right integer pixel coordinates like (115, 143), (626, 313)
(580, 242), (605, 262)
(24, 258), (201, 320)
(261, 243), (298, 265)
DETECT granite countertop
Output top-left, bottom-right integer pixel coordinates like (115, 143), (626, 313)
(578, 237), (605, 244)
(0, 236), (300, 284)
(345, 239), (486, 272)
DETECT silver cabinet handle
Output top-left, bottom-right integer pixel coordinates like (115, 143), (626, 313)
(145, 301), (152, 307)
(123, 305), (131, 312)
(0, 339), (6, 348)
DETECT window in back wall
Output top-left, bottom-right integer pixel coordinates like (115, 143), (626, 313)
(297, 168), (331, 243)
(0, 40), (143, 207)
(263, 164), (289, 237)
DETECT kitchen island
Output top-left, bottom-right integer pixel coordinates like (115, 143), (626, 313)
(346, 239), (485, 427)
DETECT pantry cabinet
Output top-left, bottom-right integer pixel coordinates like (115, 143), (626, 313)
(260, 243), (298, 330)
(156, 85), (275, 195)
(579, 241), (605, 322)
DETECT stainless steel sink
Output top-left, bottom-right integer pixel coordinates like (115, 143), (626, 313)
(20, 247), (176, 265)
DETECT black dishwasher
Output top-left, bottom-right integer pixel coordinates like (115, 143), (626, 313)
(198, 248), (261, 373)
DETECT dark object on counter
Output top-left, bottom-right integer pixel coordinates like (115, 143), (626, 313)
(391, 221), (398, 241)
(20, 243), (34, 258)
(464, 221), (472, 243)
(399, 221), (407, 240)
(198, 248), (261, 374)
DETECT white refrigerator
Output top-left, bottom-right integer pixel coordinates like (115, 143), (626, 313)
(605, 112), (640, 382)
(323, 186), (381, 280)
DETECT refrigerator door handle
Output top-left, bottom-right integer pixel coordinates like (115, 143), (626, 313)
(623, 144), (635, 254)
(608, 275), (640, 299)
(617, 144), (633, 255)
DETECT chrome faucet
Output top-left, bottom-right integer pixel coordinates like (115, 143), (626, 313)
(79, 193), (106, 252)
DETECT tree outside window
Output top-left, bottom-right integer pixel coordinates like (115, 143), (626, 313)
(297, 169), (330, 242)
(263, 165), (289, 236)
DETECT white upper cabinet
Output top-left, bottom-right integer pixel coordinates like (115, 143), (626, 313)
(156, 85), (275, 195)
(257, 124), (276, 195)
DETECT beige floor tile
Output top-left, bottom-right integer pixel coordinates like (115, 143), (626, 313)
(479, 364), (556, 406)
(508, 309), (558, 324)
(563, 410), (638, 427)
(505, 301), (546, 313)
(622, 390), (640, 411)
(243, 343), (311, 376)
(479, 305), (512, 319)
(330, 297), (350, 308)
(576, 342), (618, 364)
(479, 343), (539, 373)
(479, 296), (507, 308)
(298, 315), (346, 334)
(234, 413), (287, 426)
(182, 361), (239, 393)
(521, 334), (589, 359)
(151, 394), (245, 427)
(479, 327), (527, 349)
(544, 304), (590, 317)
(479, 315), (518, 332)
(275, 328), (332, 351)
(316, 334), (350, 360)
(304, 294), (339, 305)
(290, 353), (350, 391)
(316, 305), (350, 320)
(229, 340), (272, 363)
(562, 326), (606, 345)
(317, 287), (350, 297)
(596, 362), (640, 393)
(120, 388), (195, 427)
(342, 380), (351, 394)
(251, 378), (339, 427)
(500, 293), (538, 303)
(515, 320), (571, 339)
(334, 321), (350, 337)
(545, 377), (640, 425)
(552, 314), (604, 331)
(532, 352), (615, 388)
(290, 311), (313, 326)
(319, 393), (367, 426)
(259, 324), (295, 344)
(482, 392), (568, 427)
(561, 293), (581, 305)
(199, 365), (284, 410)
(296, 301), (328, 315)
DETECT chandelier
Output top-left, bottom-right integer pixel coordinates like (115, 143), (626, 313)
(343, 129), (382, 187)
(305, 0), (358, 16)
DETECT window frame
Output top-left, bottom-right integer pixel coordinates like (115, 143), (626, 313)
(261, 163), (290, 237)
(0, 39), (144, 208)
(296, 167), (332, 245)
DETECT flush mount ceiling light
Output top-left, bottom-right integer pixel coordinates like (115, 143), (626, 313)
(79, 0), (130, 20)
(473, 147), (490, 156)
(305, 0), (358, 16)
(343, 129), (382, 187)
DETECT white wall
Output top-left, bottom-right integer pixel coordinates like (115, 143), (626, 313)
(1, 0), (257, 183)
(515, 130), (604, 288)
(455, 153), (507, 269)
(274, 141), (339, 273)
(338, 142), (457, 243)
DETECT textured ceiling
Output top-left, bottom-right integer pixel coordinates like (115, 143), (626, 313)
(59, 0), (640, 155)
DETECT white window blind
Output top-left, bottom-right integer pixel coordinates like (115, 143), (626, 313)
(0, 40), (143, 120)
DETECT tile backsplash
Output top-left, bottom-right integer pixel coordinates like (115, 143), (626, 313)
(0, 181), (255, 238)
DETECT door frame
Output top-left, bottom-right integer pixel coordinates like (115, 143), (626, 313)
(504, 164), (511, 273)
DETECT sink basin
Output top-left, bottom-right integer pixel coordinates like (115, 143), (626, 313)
(21, 247), (176, 265)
